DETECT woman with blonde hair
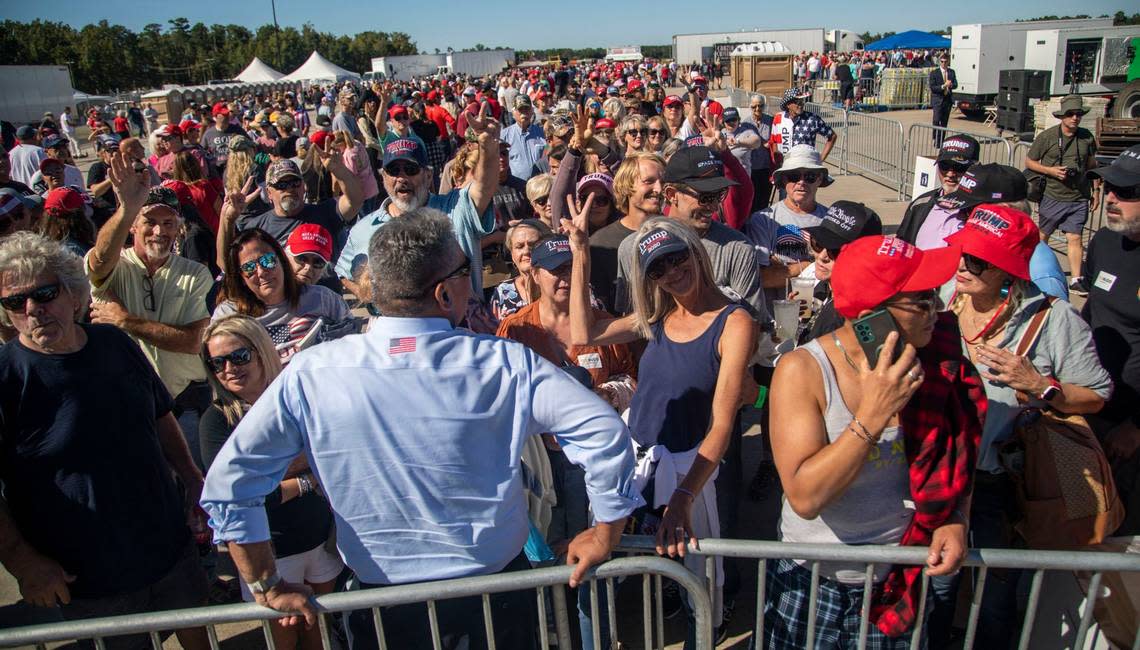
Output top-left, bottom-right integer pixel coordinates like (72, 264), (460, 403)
(646, 115), (671, 153)
(618, 114), (649, 154)
(199, 315), (343, 650)
(525, 173), (554, 228)
(223, 136), (269, 218)
(565, 212), (757, 641)
(331, 130), (379, 214)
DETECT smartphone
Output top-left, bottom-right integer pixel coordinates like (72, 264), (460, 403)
(851, 309), (905, 368)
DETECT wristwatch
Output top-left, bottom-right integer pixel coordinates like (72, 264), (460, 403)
(246, 573), (282, 595)
(1039, 377), (1062, 402)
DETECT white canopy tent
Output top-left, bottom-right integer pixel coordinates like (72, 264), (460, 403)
(235, 57), (285, 83)
(282, 52), (360, 83)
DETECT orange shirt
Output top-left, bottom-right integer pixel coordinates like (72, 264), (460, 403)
(496, 302), (636, 387)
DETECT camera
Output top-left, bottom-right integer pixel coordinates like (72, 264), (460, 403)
(1064, 167), (1078, 178)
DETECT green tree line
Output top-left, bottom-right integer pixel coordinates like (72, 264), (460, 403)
(0, 18), (418, 92)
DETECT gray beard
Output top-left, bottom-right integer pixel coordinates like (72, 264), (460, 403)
(391, 184), (429, 212)
(1106, 215), (1140, 237)
(279, 195), (301, 214)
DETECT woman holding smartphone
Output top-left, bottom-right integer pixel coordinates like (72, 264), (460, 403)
(766, 235), (979, 648)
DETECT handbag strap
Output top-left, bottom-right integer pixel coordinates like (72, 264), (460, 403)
(1015, 296), (1056, 357)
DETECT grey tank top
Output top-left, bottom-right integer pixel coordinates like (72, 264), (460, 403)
(778, 338), (913, 584)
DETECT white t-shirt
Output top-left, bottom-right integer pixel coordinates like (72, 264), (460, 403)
(8, 144), (46, 187)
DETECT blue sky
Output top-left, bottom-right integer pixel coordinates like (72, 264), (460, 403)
(2, 0), (1129, 52)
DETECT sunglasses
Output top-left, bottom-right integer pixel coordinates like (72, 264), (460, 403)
(0, 283), (62, 312)
(239, 252), (279, 277)
(579, 194), (612, 208)
(646, 249), (691, 281)
(886, 291), (942, 314)
(648, 128), (668, 137)
(783, 171), (821, 184)
(679, 187), (728, 207)
(392, 114), (410, 122)
(1062, 111), (1084, 118)
(207, 347), (253, 374)
(293, 254), (327, 268)
(1105, 181), (1140, 201)
(750, 105), (763, 110)
(533, 195), (550, 207)
(962, 253), (993, 276)
(937, 161), (971, 174)
(808, 239), (841, 259)
(270, 178), (303, 191)
(626, 128), (648, 138)
(385, 161), (422, 177)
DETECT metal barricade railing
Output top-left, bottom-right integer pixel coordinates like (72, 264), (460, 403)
(616, 536), (1140, 650)
(0, 556), (713, 650)
(902, 123), (1014, 200)
(842, 110), (907, 197)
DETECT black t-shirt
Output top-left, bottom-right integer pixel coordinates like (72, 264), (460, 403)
(199, 406), (333, 557)
(492, 175), (533, 227)
(202, 123), (246, 170)
(87, 160), (118, 228)
(237, 199), (346, 262)
(589, 219), (633, 315)
(1082, 229), (1140, 427)
(0, 324), (187, 598)
(0, 179), (32, 195)
(836, 65), (854, 83)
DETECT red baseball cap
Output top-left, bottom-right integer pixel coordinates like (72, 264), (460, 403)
(308, 129), (332, 150)
(627, 79), (643, 92)
(178, 119), (201, 133)
(286, 223), (333, 263)
(211, 102), (230, 117)
(663, 95), (684, 107)
(831, 236), (961, 319)
(44, 187), (85, 214)
(426, 90), (439, 102)
(387, 104), (408, 119)
(944, 204), (1039, 280)
(706, 101), (724, 117)
(595, 118), (616, 130)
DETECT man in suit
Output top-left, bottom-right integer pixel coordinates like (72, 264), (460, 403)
(929, 53), (957, 146)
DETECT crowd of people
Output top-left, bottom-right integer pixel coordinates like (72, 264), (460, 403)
(0, 58), (1137, 650)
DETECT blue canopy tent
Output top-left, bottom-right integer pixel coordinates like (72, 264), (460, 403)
(864, 30), (951, 51)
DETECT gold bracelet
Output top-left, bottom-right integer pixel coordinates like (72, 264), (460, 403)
(849, 417), (878, 446)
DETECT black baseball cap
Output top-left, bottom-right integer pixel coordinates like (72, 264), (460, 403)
(937, 163), (1027, 212)
(636, 228), (689, 271)
(804, 201), (884, 250)
(1088, 144), (1140, 188)
(530, 235), (573, 271)
(936, 135), (980, 165)
(664, 145), (738, 193)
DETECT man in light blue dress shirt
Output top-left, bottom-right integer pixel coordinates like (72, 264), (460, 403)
(500, 94), (547, 182)
(201, 209), (642, 649)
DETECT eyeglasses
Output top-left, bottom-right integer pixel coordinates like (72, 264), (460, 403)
(626, 128), (648, 138)
(783, 171), (821, 184)
(808, 239), (841, 259)
(647, 249), (691, 281)
(207, 347), (253, 374)
(1105, 181), (1140, 201)
(239, 252), (279, 277)
(885, 291), (942, 314)
(0, 283), (62, 312)
(648, 128), (668, 137)
(962, 253), (993, 277)
(937, 161), (971, 174)
(384, 161), (422, 177)
(1062, 111), (1083, 118)
(142, 273), (156, 312)
(678, 187), (728, 207)
(750, 105), (763, 110)
(393, 114), (410, 122)
(270, 178), (303, 191)
(429, 257), (472, 293)
(293, 254), (327, 268)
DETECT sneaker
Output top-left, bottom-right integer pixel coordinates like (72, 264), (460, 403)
(1069, 277), (1088, 296)
(662, 579), (684, 619)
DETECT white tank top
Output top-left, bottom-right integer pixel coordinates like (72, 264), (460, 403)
(778, 338), (913, 584)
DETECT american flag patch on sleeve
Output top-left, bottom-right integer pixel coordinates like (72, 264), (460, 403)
(388, 337), (417, 354)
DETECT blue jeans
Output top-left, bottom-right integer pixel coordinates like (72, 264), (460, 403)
(928, 473), (1021, 650)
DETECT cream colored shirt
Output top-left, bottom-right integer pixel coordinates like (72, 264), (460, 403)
(86, 247), (212, 396)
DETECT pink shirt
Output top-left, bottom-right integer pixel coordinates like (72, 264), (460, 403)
(343, 142), (378, 200)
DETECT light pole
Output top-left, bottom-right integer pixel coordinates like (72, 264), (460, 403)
(270, 0), (282, 70)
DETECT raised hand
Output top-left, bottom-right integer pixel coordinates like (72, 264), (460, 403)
(108, 150), (150, 210)
(571, 104), (593, 151)
(221, 175), (257, 223)
(467, 102), (501, 144)
(560, 192), (595, 249)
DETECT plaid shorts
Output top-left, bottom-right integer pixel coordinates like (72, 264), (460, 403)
(760, 558), (919, 650)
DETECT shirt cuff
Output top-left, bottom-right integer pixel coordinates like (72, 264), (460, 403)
(201, 500), (272, 545)
(588, 489), (646, 525)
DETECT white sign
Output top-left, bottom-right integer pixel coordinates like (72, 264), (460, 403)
(911, 156), (939, 201)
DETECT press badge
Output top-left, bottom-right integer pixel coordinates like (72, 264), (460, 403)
(1093, 271), (1117, 292)
(577, 353), (603, 369)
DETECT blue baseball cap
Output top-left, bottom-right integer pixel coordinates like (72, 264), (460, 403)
(530, 235), (573, 271)
(382, 138), (429, 168)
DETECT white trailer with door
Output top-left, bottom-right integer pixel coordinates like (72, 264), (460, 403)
(444, 49), (515, 77)
(0, 65), (75, 125)
(1023, 25), (1140, 97)
(370, 54), (447, 81)
(949, 18), (1113, 116)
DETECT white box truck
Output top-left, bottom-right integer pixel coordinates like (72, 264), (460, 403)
(949, 18), (1113, 117)
(1023, 25), (1140, 97)
(442, 49), (515, 77)
(370, 54), (447, 82)
(0, 65), (75, 125)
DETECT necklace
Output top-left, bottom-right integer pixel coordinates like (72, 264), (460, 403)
(832, 332), (860, 372)
(961, 294), (1011, 344)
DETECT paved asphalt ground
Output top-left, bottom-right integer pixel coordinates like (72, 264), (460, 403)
(0, 96), (1080, 648)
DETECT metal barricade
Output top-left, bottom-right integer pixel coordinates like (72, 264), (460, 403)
(1009, 140), (1033, 171)
(617, 536), (1140, 650)
(842, 110), (907, 196)
(902, 124), (1014, 200)
(0, 556), (714, 650)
